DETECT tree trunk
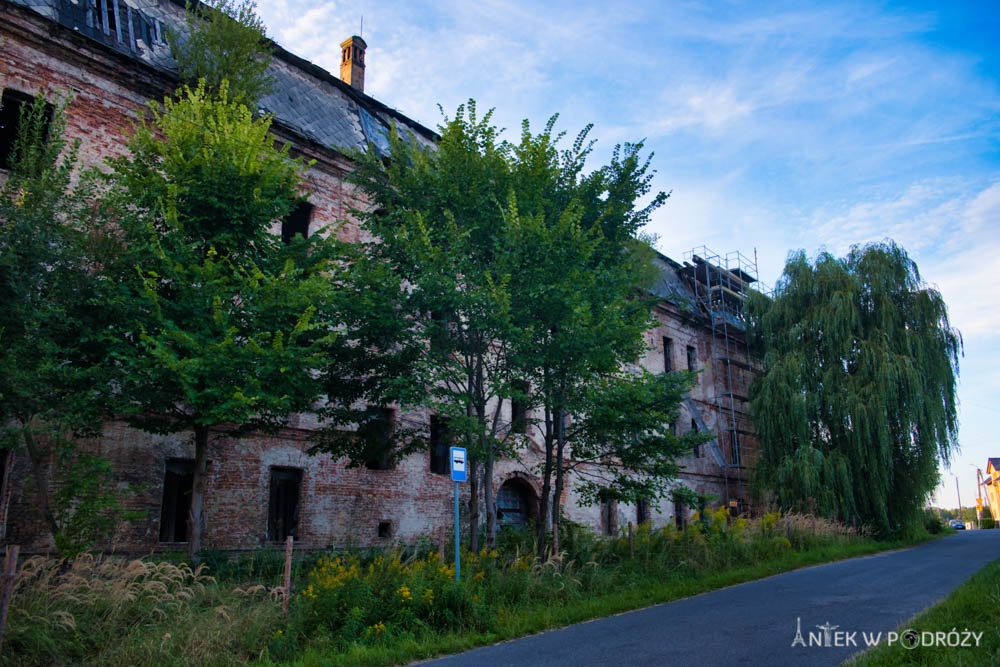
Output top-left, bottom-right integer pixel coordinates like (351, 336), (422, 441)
(484, 449), (496, 549)
(551, 405), (566, 555)
(468, 459), (480, 554)
(20, 427), (59, 545)
(536, 407), (554, 558)
(187, 424), (210, 564)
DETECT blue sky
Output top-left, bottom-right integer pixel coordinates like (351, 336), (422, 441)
(259, 0), (1000, 510)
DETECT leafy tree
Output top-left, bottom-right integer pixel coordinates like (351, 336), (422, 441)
(335, 102), (519, 551)
(0, 94), (136, 551)
(169, 0), (275, 104)
(747, 242), (961, 536)
(101, 83), (341, 560)
(502, 125), (704, 555)
(340, 102), (704, 552)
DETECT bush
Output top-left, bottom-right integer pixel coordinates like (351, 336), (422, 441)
(923, 509), (944, 534)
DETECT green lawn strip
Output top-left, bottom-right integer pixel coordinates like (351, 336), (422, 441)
(849, 556), (1000, 667)
(293, 534), (942, 666)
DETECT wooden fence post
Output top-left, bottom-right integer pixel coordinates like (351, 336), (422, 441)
(282, 536), (293, 615)
(0, 545), (20, 654)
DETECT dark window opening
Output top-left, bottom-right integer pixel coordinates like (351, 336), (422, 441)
(730, 431), (742, 466)
(691, 419), (700, 457)
(281, 201), (313, 244)
(362, 407), (395, 470)
(0, 90), (51, 171)
(511, 380), (529, 434)
(601, 498), (618, 536)
(669, 420), (677, 436)
(429, 414), (450, 475)
(663, 337), (673, 373)
(687, 345), (696, 371)
(102, 0), (117, 35)
(377, 521), (391, 538)
(159, 459), (194, 542)
(268, 467), (302, 541)
(636, 497), (651, 525)
(674, 501), (687, 530)
(429, 310), (452, 352)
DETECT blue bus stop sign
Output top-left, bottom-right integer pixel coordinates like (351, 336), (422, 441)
(450, 447), (467, 482)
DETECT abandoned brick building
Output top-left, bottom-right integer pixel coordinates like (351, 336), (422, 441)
(0, 0), (760, 553)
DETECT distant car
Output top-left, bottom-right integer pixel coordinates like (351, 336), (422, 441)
(949, 519), (966, 530)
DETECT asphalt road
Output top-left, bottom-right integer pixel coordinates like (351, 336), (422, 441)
(420, 531), (1000, 666)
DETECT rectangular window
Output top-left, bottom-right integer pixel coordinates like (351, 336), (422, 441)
(362, 407), (395, 470)
(429, 414), (450, 475)
(159, 459), (195, 542)
(687, 345), (697, 372)
(0, 90), (51, 171)
(281, 201), (313, 244)
(601, 499), (618, 536)
(636, 497), (650, 525)
(663, 337), (673, 372)
(669, 421), (677, 436)
(268, 467), (302, 541)
(674, 501), (687, 530)
(511, 380), (529, 434)
(691, 419), (700, 457)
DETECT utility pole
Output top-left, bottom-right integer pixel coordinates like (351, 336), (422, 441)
(955, 475), (962, 521)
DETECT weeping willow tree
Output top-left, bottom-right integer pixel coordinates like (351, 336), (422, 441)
(747, 241), (961, 536)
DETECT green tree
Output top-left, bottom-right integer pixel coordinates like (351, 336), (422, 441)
(747, 242), (961, 536)
(334, 102), (519, 551)
(503, 126), (703, 555)
(169, 0), (275, 104)
(101, 83), (341, 560)
(0, 94), (136, 552)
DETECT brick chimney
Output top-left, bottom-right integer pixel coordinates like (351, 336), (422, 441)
(340, 35), (367, 92)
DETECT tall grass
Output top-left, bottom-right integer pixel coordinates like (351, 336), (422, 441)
(2, 509), (927, 666)
(2, 553), (282, 666)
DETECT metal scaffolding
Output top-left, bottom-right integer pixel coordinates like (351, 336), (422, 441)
(681, 246), (759, 508)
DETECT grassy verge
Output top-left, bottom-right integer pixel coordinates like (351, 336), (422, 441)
(2, 514), (944, 666)
(288, 517), (944, 666)
(850, 556), (1000, 666)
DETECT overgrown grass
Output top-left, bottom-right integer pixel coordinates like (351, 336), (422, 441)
(850, 557), (1000, 666)
(2, 511), (940, 666)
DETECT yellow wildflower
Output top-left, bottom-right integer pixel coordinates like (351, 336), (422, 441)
(398, 585), (412, 601)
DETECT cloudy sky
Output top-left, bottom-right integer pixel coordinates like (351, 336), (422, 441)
(258, 0), (1000, 509)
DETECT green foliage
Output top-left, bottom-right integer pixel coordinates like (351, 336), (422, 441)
(748, 242), (962, 536)
(100, 83), (342, 557)
(168, 0), (275, 104)
(0, 93), (137, 550)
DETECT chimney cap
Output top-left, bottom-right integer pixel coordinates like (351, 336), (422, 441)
(341, 35), (367, 49)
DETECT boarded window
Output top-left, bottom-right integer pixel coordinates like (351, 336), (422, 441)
(663, 337), (673, 372)
(601, 498), (618, 536)
(0, 90), (51, 170)
(511, 380), (529, 434)
(159, 459), (194, 542)
(636, 497), (651, 525)
(674, 501), (687, 530)
(281, 201), (313, 244)
(497, 479), (536, 527)
(362, 407), (395, 470)
(429, 415), (450, 475)
(687, 345), (696, 371)
(268, 467), (302, 541)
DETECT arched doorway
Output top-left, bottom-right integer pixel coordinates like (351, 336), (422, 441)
(497, 478), (538, 527)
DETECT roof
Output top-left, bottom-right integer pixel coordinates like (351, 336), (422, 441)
(9, 0), (437, 157)
(989, 458), (1000, 473)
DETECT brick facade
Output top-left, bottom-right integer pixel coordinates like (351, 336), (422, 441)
(0, 0), (758, 554)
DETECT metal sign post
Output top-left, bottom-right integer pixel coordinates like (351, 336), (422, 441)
(450, 447), (467, 582)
